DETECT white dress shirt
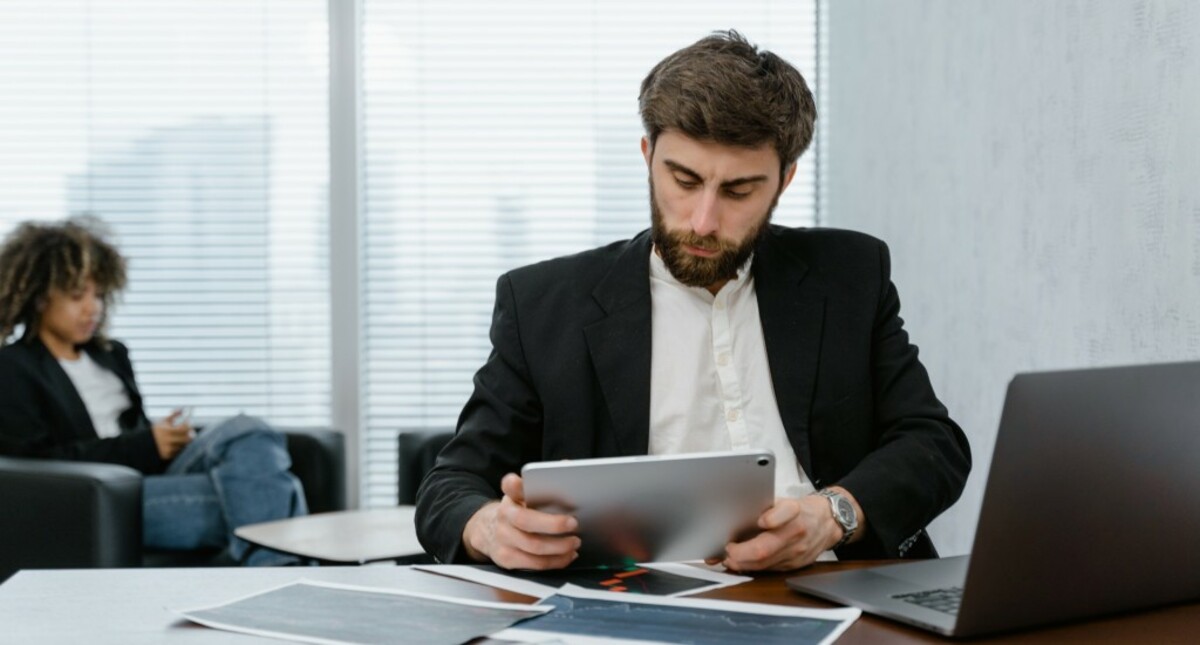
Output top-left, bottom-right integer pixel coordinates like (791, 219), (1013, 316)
(648, 247), (835, 561)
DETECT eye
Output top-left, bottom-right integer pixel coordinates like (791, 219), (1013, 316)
(724, 188), (752, 200)
(674, 177), (699, 190)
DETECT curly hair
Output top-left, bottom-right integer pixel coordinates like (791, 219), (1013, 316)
(0, 216), (127, 347)
(639, 29), (817, 173)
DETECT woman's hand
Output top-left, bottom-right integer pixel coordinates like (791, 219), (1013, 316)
(151, 408), (193, 460)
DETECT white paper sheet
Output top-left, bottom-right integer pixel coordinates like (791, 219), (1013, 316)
(414, 561), (750, 598)
(494, 583), (860, 645)
(172, 579), (549, 645)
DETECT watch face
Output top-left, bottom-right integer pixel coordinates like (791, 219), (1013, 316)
(834, 497), (855, 524)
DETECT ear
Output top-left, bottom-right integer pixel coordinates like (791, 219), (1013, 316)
(779, 162), (799, 193)
(641, 136), (653, 168)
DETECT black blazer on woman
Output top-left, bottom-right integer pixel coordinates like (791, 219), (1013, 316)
(0, 337), (164, 474)
(416, 226), (972, 564)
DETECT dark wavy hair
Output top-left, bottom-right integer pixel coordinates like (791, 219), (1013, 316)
(638, 29), (817, 174)
(0, 216), (127, 347)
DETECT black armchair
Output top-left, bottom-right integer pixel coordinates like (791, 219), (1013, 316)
(397, 429), (453, 505)
(0, 427), (345, 581)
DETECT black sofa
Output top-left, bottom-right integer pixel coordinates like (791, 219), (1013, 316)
(0, 427), (345, 581)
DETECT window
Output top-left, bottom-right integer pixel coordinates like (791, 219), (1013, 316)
(359, 1), (821, 506)
(1, 1), (822, 507)
(0, 0), (331, 425)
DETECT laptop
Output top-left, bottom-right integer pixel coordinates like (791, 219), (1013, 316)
(787, 361), (1200, 637)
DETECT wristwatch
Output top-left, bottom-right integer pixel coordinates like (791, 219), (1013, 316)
(816, 489), (858, 550)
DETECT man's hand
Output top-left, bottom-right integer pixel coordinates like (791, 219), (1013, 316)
(715, 487), (866, 572)
(151, 409), (193, 460)
(462, 473), (581, 570)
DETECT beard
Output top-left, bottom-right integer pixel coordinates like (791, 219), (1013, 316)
(649, 176), (776, 289)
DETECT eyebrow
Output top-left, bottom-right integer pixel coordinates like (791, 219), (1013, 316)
(662, 159), (770, 189)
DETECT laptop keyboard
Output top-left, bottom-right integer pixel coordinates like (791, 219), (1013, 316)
(892, 586), (963, 615)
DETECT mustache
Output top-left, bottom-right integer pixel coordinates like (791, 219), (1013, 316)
(673, 231), (735, 253)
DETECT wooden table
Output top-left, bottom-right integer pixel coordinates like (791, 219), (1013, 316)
(708, 561), (1200, 643)
(0, 561), (1196, 643)
(233, 507), (424, 564)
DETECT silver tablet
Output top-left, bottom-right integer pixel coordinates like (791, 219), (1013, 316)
(521, 449), (775, 568)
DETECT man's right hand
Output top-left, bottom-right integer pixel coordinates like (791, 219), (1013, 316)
(151, 409), (193, 460)
(462, 473), (581, 570)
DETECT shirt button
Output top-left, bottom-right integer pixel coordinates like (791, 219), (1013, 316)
(716, 353), (731, 366)
(726, 408), (740, 422)
(714, 299), (725, 311)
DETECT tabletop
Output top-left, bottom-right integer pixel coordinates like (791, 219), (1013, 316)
(1, 561), (1197, 644)
(233, 506), (423, 564)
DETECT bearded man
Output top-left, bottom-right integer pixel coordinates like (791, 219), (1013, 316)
(415, 30), (971, 572)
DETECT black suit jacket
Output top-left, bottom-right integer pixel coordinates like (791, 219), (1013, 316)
(416, 226), (971, 563)
(0, 337), (164, 474)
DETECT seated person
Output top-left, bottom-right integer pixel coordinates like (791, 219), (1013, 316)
(0, 217), (306, 566)
(416, 30), (971, 571)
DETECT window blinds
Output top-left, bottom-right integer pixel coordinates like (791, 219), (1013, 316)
(0, 0), (331, 425)
(0, 1), (821, 506)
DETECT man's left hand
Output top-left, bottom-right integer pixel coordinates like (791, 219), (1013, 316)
(715, 489), (860, 572)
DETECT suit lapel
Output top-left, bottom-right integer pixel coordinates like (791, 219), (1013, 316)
(754, 230), (826, 478)
(583, 232), (653, 457)
(32, 340), (100, 438)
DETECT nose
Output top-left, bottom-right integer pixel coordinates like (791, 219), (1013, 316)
(690, 189), (720, 237)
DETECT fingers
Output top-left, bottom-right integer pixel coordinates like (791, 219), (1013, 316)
(500, 472), (525, 504)
(159, 410), (189, 434)
(717, 499), (807, 571)
(490, 497), (580, 570)
(724, 500), (825, 572)
(498, 472), (576, 534)
(164, 431), (191, 456)
(466, 474), (582, 570)
(492, 546), (578, 570)
(724, 541), (812, 572)
(759, 497), (803, 530)
(151, 419), (193, 460)
(723, 530), (791, 572)
(501, 501), (577, 536)
(496, 517), (580, 558)
(158, 406), (194, 432)
(160, 426), (192, 444)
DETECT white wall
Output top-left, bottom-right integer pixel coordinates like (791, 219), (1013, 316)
(826, 0), (1200, 555)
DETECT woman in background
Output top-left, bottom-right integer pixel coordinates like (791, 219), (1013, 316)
(0, 217), (306, 565)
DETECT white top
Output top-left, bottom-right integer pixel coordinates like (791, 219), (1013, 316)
(647, 248), (835, 561)
(57, 351), (131, 439)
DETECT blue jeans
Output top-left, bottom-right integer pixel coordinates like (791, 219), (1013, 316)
(141, 415), (307, 566)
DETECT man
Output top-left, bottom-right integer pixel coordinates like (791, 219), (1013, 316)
(416, 30), (970, 571)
